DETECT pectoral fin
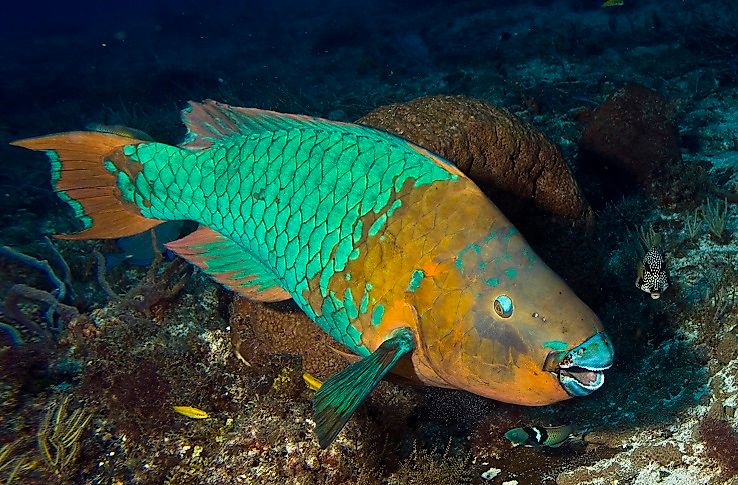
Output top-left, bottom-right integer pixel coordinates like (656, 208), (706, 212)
(312, 327), (415, 448)
(165, 226), (291, 302)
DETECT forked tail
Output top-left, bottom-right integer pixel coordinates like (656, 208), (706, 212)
(11, 132), (164, 239)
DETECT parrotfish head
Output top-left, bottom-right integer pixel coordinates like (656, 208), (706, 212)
(414, 226), (614, 406)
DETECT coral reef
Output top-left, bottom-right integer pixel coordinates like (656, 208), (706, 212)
(67, 279), (412, 484)
(698, 416), (738, 480)
(2, 0), (738, 483)
(37, 395), (92, 479)
(387, 442), (474, 485)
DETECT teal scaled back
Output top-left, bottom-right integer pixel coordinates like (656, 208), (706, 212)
(112, 105), (457, 356)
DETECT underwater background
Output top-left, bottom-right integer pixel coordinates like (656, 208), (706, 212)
(1, 0), (738, 483)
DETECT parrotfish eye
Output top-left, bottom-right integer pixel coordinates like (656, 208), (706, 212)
(494, 295), (514, 318)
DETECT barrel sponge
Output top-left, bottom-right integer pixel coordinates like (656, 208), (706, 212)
(577, 84), (683, 204)
(358, 95), (592, 225)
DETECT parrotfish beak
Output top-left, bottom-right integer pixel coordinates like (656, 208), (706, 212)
(543, 332), (614, 397)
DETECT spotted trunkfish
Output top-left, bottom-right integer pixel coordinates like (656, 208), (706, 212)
(12, 100), (614, 448)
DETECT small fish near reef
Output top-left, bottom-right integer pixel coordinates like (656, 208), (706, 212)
(635, 246), (669, 299)
(602, 0), (624, 8)
(173, 405), (209, 419)
(12, 100), (614, 448)
(86, 123), (155, 142)
(505, 424), (575, 448)
(505, 424), (576, 448)
(303, 373), (324, 391)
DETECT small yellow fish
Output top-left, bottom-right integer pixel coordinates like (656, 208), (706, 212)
(173, 405), (209, 419)
(602, 0), (624, 7)
(303, 373), (323, 391)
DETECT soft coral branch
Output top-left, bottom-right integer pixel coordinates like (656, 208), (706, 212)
(3, 284), (79, 341)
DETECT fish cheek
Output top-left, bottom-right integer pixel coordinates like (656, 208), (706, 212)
(471, 313), (529, 367)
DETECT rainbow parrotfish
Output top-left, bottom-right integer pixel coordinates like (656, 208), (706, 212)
(12, 100), (614, 448)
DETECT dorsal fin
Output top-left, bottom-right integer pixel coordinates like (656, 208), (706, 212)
(180, 100), (467, 178)
(179, 100), (411, 149)
(180, 100), (346, 148)
(165, 226), (291, 302)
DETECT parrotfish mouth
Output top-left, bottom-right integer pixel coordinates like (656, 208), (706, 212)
(543, 332), (614, 397)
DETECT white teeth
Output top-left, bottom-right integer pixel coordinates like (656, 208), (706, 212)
(558, 362), (612, 372)
(585, 372), (605, 390)
(559, 371), (605, 390)
(578, 364), (611, 372)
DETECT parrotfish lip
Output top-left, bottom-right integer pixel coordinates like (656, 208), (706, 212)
(545, 332), (614, 397)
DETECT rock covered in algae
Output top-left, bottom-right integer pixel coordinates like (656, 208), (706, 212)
(358, 95), (592, 225)
(229, 297), (348, 379)
(227, 295), (423, 442)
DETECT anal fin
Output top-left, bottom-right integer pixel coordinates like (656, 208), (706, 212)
(312, 327), (415, 448)
(165, 227), (291, 302)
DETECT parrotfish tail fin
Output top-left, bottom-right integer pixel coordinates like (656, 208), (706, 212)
(312, 327), (415, 448)
(10, 132), (163, 240)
